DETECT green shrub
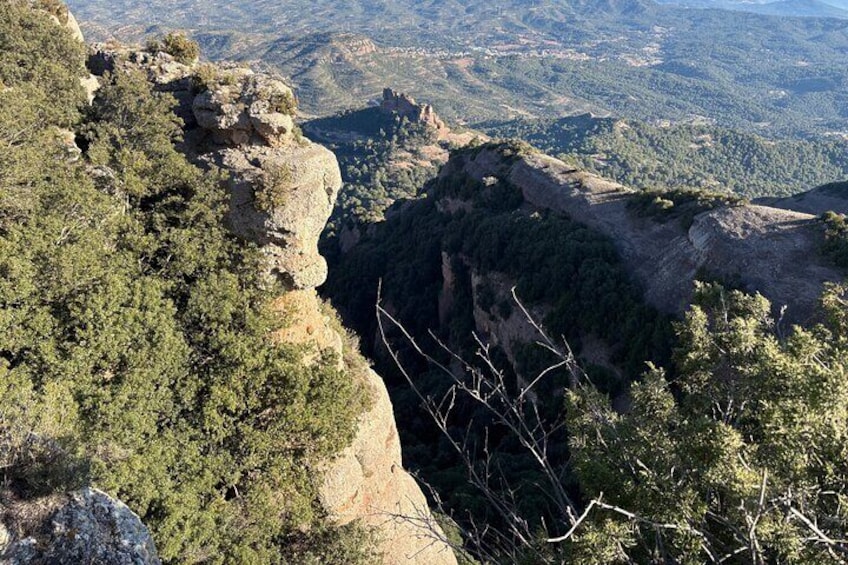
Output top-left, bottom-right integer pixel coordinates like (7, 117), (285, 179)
(268, 90), (297, 115)
(147, 31), (200, 65)
(254, 162), (293, 213)
(628, 187), (746, 227)
(35, 0), (68, 23)
(821, 210), (848, 268)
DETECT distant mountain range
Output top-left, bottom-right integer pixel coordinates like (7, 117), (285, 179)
(655, 0), (848, 18)
(67, 0), (848, 138)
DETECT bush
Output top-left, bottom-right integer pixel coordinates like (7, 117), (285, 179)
(821, 210), (848, 268)
(147, 31), (199, 65)
(254, 162), (293, 213)
(628, 187), (746, 227)
(36, 0), (68, 23)
(268, 90), (297, 115)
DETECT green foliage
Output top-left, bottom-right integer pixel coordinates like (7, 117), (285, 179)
(565, 283), (848, 563)
(268, 89), (297, 115)
(485, 115), (848, 199)
(253, 162), (294, 213)
(148, 31), (200, 64)
(0, 1), (85, 128)
(821, 210), (848, 268)
(35, 0), (69, 23)
(67, 0), (848, 140)
(307, 107), (440, 227)
(629, 187), (747, 227)
(0, 10), (368, 563)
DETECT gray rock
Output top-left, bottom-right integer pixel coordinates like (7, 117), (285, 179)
(193, 71), (296, 147)
(2, 488), (160, 565)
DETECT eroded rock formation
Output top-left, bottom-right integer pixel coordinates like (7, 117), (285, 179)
(380, 88), (447, 133)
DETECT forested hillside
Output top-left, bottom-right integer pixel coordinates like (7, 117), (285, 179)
(484, 114), (848, 198)
(305, 107), (443, 226)
(0, 4), (371, 563)
(68, 0), (848, 137)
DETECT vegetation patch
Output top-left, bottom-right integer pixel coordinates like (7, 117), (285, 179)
(628, 187), (747, 227)
(821, 210), (848, 268)
(146, 31), (200, 64)
(254, 161), (294, 214)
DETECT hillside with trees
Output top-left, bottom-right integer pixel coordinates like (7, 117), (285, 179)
(323, 141), (848, 562)
(68, 0), (848, 138)
(484, 114), (848, 198)
(0, 4), (373, 563)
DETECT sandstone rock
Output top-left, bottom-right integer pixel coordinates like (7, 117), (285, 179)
(380, 88), (447, 133)
(272, 289), (344, 366)
(193, 71), (297, 146)
(319, 369), (458, 565)
(1, 488), (160, 564)
(80, 48), (455, 562)
(80, 73), (101, 103)
(206, 142), (342, 290)
(64, 10), (84, 43)
(87, 44), (197, 123)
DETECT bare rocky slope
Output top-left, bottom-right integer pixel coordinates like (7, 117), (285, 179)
(442, 145), (844, 324)
(761, 181), (848, 217)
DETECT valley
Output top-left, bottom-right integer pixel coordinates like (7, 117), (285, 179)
(67, 0), (848, 136)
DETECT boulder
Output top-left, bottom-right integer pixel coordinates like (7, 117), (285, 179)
(193, 71), (297, 146)
(1, 488), (160, 565)
(206, 141), (342, 290)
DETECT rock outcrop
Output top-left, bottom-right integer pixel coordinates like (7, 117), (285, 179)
(440, 144), (843, 323)
(318, 368), (457, 565)
(87, 48), (338, 291)
(1, 488), (160, 565)
(192, 68), (341, 290)
(380, 88), (447, 133)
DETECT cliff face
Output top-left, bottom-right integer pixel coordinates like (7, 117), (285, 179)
(441, 145), (843, 323)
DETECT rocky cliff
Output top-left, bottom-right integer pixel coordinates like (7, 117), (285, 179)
(380, 88), (447, 134)
(440, 144), (843, 323)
